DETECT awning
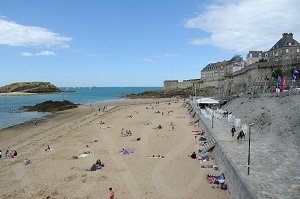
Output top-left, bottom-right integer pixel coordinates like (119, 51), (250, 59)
(196, 98), (219, 104)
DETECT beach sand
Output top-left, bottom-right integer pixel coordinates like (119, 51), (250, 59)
(0, 99), (229, 199)
(0, 92), (36, 96)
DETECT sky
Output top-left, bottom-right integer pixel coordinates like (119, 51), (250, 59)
(0, 0), (299, 87)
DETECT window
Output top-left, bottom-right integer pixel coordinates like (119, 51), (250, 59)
(297, 49), (299, 53)
(289, 43), (291, 46)
(286, 49), (289, 53)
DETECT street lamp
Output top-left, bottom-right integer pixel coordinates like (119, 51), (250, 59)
(247, 123), (255, 175)
(212, 110), (214, 129)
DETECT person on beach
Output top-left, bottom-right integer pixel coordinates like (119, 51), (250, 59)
(156, 124), (162, 129)
(13, 150), (17, 157)
(34, 121), (37, 126)
(109, 187), (114, 199)
(0, 150), (2, 159)
(237, 130), (245, 140)
(24, 159), (31, 165)
(231, 126), (236, 137)
(191, 152), (197, 159)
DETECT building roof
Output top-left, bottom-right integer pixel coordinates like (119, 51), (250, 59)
(201, 61), (227, 71)
(247, 51), (263, 58)
(201, 55), (244, 72)
(270, 33), (300, 50)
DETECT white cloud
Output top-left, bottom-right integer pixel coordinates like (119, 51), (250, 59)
(0, 17), (71, 47)
(21, 51), (56, 56)
(185, 0), (300, 52)
(188, 38), (211, 46)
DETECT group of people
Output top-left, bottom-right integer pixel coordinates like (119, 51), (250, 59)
(121, 128), (132, 137)
(231, 126), (246, 140)
(98, 106), (107, 112)
(91, 159), (104, 171)
(0, 149), (18, 159)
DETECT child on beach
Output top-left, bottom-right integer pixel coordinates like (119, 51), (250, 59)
(109, 187), (114, 199)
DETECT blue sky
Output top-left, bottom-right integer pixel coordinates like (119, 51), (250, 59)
(0, 0), (299, 87)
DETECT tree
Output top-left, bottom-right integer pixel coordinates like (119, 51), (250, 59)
(272, 68), (283, 78)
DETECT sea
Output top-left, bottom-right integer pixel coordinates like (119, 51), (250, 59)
(0, 87), (161, 130)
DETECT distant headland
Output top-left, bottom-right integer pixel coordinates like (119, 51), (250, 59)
(0, 82), (61, 96)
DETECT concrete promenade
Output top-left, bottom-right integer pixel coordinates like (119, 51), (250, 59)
(189, 100), (299, 199)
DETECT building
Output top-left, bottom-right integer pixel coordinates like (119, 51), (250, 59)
(201, 61), (226, 80)
(224, 55), (246, 75)
(247, 51), (264, 65)
(201, 55), (245, 80)
(267, 33), (300, 62)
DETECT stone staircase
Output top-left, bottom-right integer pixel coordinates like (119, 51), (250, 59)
(200, 138), (216, 154)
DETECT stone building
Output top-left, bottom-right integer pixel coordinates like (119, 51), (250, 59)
(201, 61), (226, 80)
(201, 55), (245, 80)
(224, 55), (246, 75)
(267, 33), (300, 61)
(246, 51), (266, 65)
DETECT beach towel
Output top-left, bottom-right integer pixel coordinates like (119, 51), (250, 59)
(121, 148), (135, 155)
(78, 154), (90, 158)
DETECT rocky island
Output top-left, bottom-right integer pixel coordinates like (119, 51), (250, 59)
(0, 82), (61, 95)
(121, 87), (216, 99)
(23, 100), (79, 112)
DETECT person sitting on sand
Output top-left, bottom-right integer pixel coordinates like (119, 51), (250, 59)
(127, 130), (132, 136)
(191, 152), (197, 159)
(24, 159), (31, 165)
(95, 159), (103, 169)
(99, 121), (105, 125)
(13, 150), (17, 157)
(45, 145), (53, 151)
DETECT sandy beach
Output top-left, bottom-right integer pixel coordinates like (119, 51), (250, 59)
(0, 92), (37, 96)
(0, 99), (229, 199)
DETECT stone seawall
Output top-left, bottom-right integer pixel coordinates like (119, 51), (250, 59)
(188, 103), (259, 199)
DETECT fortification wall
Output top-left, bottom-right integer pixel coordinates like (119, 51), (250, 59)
(164, 80), (179, 90)
(164, 59), (300, 94)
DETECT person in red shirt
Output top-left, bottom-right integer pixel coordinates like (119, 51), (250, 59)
(109, 187), (114, 199)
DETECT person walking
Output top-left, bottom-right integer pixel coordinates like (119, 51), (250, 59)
(237, 130), (245, 140)
(231, 126), (236, 137)
(109, 187), (114, 199)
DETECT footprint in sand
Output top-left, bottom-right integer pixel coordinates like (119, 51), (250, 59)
(97, 175), (108, 181)
(64, 174), (77, 182)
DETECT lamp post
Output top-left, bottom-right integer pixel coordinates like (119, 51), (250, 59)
(212, 110), (214, 129)
(247, 123), (255, 175)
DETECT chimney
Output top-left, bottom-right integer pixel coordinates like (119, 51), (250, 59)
(282, 33), (288, 39)
(282, 33), (293, 39)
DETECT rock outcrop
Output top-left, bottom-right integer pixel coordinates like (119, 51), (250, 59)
(23, 100), (78, 112)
